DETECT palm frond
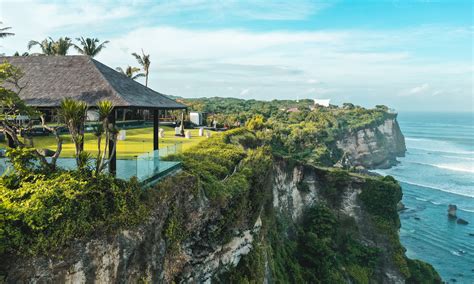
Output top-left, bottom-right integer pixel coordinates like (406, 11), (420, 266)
(132, 53), (145, 66)
(74, 37), (109, 57)
(132, 73), (146, 80)
(0, 23), (14, 38)
(27, 40), (40, 50)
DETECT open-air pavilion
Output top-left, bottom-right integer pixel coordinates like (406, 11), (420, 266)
(1, 55), (187, 181)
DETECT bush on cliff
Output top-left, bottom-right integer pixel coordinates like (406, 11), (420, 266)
(0, 168), (147, 255)
(160, 129), (273, 249)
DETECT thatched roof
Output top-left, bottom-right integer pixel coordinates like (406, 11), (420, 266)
(0, 55), (186, 109)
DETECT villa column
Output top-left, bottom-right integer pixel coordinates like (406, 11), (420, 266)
(153, 109), (160, 151)
(109, 109), (116, 175)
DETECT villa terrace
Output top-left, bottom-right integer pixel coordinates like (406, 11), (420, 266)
(0, 55), (195, 182)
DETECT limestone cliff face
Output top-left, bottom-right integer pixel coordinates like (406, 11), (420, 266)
(336, 117), (406, 169)
(270, 158), (406, 283)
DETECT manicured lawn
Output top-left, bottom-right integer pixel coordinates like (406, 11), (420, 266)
(1, 126), (207, 158)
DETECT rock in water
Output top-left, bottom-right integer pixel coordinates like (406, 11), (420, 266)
(457, 218), (469, 225)
(397, 201), (407, 211)
(448, 204), (457, 219)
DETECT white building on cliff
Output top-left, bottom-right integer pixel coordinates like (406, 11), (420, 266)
(314, 99), (331, 107)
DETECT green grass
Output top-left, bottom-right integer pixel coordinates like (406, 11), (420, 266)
(0, 126), (207, 158)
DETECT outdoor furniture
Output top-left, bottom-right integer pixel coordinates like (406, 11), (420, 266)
(117, 130), (126, 141)
(185, 130), (191, 139)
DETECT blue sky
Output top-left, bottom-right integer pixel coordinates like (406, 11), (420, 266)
(0, 0), (472, 112)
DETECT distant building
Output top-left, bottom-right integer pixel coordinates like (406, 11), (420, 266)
(314, 99), (331, 107)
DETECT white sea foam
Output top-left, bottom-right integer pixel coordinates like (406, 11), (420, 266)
(406, 137), (474, 155)
(415, 197), (428, 202)
(433, 163), (474, 174)
(441, 155), (474, 161)
(409, 147), (474, 155)
(397, 180), (474, 199)
(459, 208), (474, 213)
(408, 161), (474, 174)
(451, 250), (461, 257)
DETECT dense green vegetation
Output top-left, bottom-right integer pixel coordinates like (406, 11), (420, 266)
(219, 169), (441, 284)
(0, 128), (270, 257)
(221, 203), (380, 283)
(166, 128), (272, 243)
(0, 148), (148, 255)
(359, 176), (441, 283)
(183, 97), (396, 166)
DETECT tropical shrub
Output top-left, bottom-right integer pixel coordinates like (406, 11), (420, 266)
(0, 170), (147, 255)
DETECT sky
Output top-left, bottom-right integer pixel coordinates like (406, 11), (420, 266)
(0, 0), (472, 112)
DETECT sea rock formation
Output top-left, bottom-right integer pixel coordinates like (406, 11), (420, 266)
(448, 204), (458, 219)
(337, 117), (406, 169)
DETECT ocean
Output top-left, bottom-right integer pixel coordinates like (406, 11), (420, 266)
(374, 112), (474, 283)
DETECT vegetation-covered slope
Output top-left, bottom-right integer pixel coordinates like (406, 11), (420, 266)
(184, 97), (401, 167)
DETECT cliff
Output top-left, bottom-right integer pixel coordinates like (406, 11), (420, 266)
(0, 125), (438, 283)
(336, 117), (406, 169)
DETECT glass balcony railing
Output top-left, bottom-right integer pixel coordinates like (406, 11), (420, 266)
(131, 143), (183, 181)
(0, 142), (183, 182)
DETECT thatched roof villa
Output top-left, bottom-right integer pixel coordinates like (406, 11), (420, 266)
(0, 55), (187, 176)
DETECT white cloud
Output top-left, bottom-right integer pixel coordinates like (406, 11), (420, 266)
(408, 83), (430, 95)
(240, 89), (250, 96)
(141, 0), (332, 21)
(0, 1), (472, 111)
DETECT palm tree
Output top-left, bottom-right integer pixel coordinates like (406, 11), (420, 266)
(27, 38), (54, 55)
(74, 37), (109, 57)
(132, 50), (151, 86)
(0, 22), (14, 38)
(115, 66), (145, 80)
(58, 98), (88, 167)
(53, 37), (73, 55)
(28, 37), (72, 55)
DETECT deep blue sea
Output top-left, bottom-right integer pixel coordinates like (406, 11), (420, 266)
(375, 112), (474, 283)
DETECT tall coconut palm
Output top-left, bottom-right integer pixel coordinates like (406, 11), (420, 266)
(115, 66), (145, 80)
(132, 49), (151, 86)
(0, 22), (14, 38)
(74, 37), (109, 57)
(28, 37), (72, 55)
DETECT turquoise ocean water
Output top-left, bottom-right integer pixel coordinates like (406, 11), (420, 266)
(375, 112), (474, 283)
